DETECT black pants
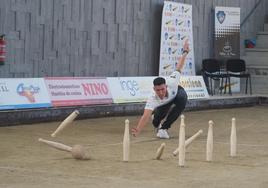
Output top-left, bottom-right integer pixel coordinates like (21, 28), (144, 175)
(152, 86), (188, 130)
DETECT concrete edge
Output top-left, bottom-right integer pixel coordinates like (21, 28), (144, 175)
(0, 95), (266, 126)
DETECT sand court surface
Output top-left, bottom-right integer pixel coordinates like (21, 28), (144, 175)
(0, 106), (268, 188)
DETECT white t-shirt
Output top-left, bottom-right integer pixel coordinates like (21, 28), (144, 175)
(145, 71), (181, 111)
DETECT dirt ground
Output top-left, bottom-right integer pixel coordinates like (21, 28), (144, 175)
(0, 106), (268, 188)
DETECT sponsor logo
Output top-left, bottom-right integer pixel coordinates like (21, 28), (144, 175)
(17, 83), (40, 103)
(216, 11), (226, 24)
(120, 80), (139, 96)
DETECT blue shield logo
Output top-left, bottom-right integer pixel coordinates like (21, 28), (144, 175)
(216, 11), (225, 24)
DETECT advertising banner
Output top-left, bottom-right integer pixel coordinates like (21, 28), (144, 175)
(0, 76), (209, 110)
(159, 1), (195, 76)
(215, 6), (240, 58)
(107, 77), (155, 103)
(179, 76), (209, 99)
(215, 6), (240, 92)
(45, 77), (113, 106)
(0, 78), (51, 110)
(108, 76), (208, 103)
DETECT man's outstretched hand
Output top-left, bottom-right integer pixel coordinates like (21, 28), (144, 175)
(131, 127), (140, 137)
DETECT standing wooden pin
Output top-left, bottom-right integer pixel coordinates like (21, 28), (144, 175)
(51, 110), (79, 137)
(123, 119), (130, 162)
(180, 114), (185, 127)
(178, 120), (186, 167)
(173, 114), (185, 156)
(155, 143), (166, 160)
(206, 120), (214, 162)
(230, 117), (237, 157)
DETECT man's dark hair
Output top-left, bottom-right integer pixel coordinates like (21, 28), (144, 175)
(153, 77), (166, 86)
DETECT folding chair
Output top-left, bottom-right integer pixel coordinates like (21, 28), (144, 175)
(226, 59), (252, 95)
(202, 59), (230, 95)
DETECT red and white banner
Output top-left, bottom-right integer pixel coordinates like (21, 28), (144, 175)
(45, 77), (113, 107)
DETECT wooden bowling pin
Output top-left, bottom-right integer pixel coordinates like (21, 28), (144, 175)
(51, 110), (79, 137)
(173, 129), (203, 156)
(180, 114), (185, 127)
(155, 143), (166, 160)
(38, 138), (89, 160)
(230, 117), (237, 157)
(206, 120), (213, 162)
(123, 119), (130, 162)
(178, 122), (186, 167)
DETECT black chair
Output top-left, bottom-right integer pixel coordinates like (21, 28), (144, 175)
(225, 59), (252, 95)
(202, 59), (230, 95)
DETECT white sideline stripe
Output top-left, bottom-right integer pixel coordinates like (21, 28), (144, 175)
(84, 137), (159, 147)
(198, 140), (268, 147)
(84, 138), (268, 148)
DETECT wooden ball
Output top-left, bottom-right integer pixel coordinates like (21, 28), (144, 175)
(71, 145), (88, 160)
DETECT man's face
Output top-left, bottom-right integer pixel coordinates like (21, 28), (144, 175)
(154, 84), (167, 99)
